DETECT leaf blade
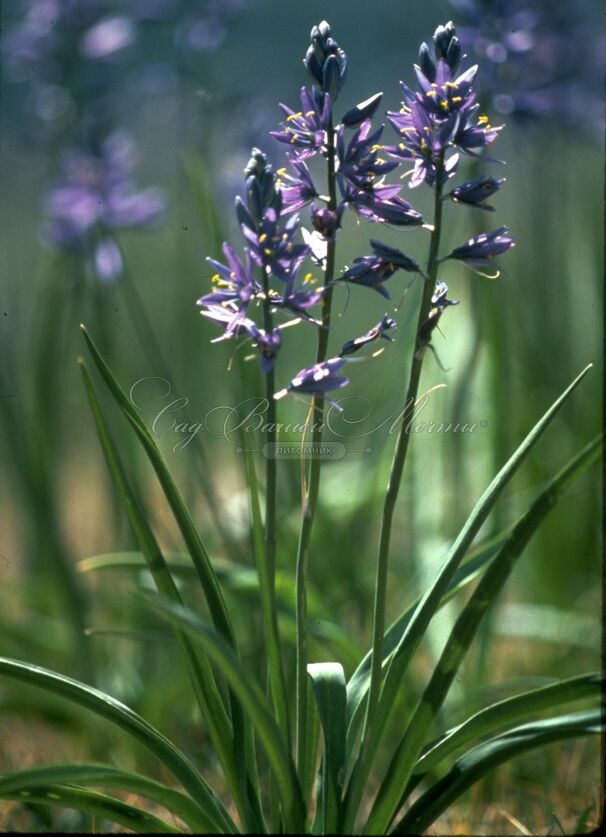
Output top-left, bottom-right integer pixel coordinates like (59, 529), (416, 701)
(0, 657), (235, 833)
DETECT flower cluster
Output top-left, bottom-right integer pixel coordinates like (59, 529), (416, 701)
(199, 21), (515, 406)
(197, 148), (324, 377)
(44, 131), (164, 282)
(338, 21), (514, 353)
(271, 21), (425, 239)
(385, 21), (502, 187)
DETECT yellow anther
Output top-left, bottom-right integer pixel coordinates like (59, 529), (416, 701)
(426, 90), (437, 97)
(371, 144), (384, 151)
(304, 272), (316, 284)
(264, 248), (272, 256)
(287, 112), (303, 122)
(290, 134), (299, 143)
(478, 114), (489, 124)
(439, 100), (449, 110)
(305, 110), (315, 116)
(258, 233), (268, 243)
(277, 167), (287, 177)
(210, 273), (221, 284)
(451, 96), (462, 103)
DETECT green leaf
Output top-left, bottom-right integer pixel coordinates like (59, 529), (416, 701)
(80, 360), (264, 831)
(414, 672), (603, 779)
(81, 325), (234, 648)
(0, 657), (235, 833)
(308, 663), (347, 834)
(391, 710), (604, 835)
(345, 528), (509, 757)
(343, 365), (593, 833)
(365, 431), (602, 834)
(141, 593), (306, 835)
(78, 552), (361, 665)
(0, 764), (208, 832)
(80, 327), (262, 829)
(0, 783), (182, 833)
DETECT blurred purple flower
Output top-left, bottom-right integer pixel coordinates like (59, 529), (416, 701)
(448, 0), (605, 132)
(80, 16), (136, 59)
(44, 131), (164, 282)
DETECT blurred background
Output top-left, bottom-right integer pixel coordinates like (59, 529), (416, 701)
(0, 0), (603, 833)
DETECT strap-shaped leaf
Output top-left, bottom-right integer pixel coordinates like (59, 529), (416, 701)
(0, 657), (235, 833)
(80, 361), (263, 831)
(391, 710), (604, 835)
(141, 594), (306, 835)
(81, 325), (234, 647)
(344, 364), (592, 833)
(413, 672), (603, 778)
(308, 662), (347, 834)
(0, 783), (182, 833)
(365, 431), (601, 833)
(345, 528), (509, 755)
(0, 764), (207, 832)
(81, 328), (262, 830)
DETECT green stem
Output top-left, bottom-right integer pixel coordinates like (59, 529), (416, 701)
(295, 117), (338, 789)
(344, 156), (447, 831)
(258, 265), (290, 748)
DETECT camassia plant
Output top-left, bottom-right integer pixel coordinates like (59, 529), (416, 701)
(0, 21), (602, 835)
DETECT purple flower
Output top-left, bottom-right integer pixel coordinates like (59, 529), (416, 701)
(272, 264), (324, 319)
(336, 120), (399, 192)
(340, 314), (397, 356)
(79, 15), (135, 59)
(276, 159), (318, 213)
(239, 203), (309, 281)
(386, 101), (462, 187)
(340, 240), (419, 298)
(43, 131), (164, 281)
(447, 226), (515, 274)
(386, 23), (503, 187)
(199, 303), (281, 372)
(274, 358), (349, 402)
(449, 175), (505, 210)
(271, 86), (331, 159)
(197, 243), (258, 334)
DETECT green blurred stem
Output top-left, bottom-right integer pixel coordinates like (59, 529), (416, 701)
(295, 116), (337, 787)
(363, 155), (446, 748)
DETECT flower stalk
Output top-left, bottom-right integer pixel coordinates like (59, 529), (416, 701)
(295, 114), (338, 785)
